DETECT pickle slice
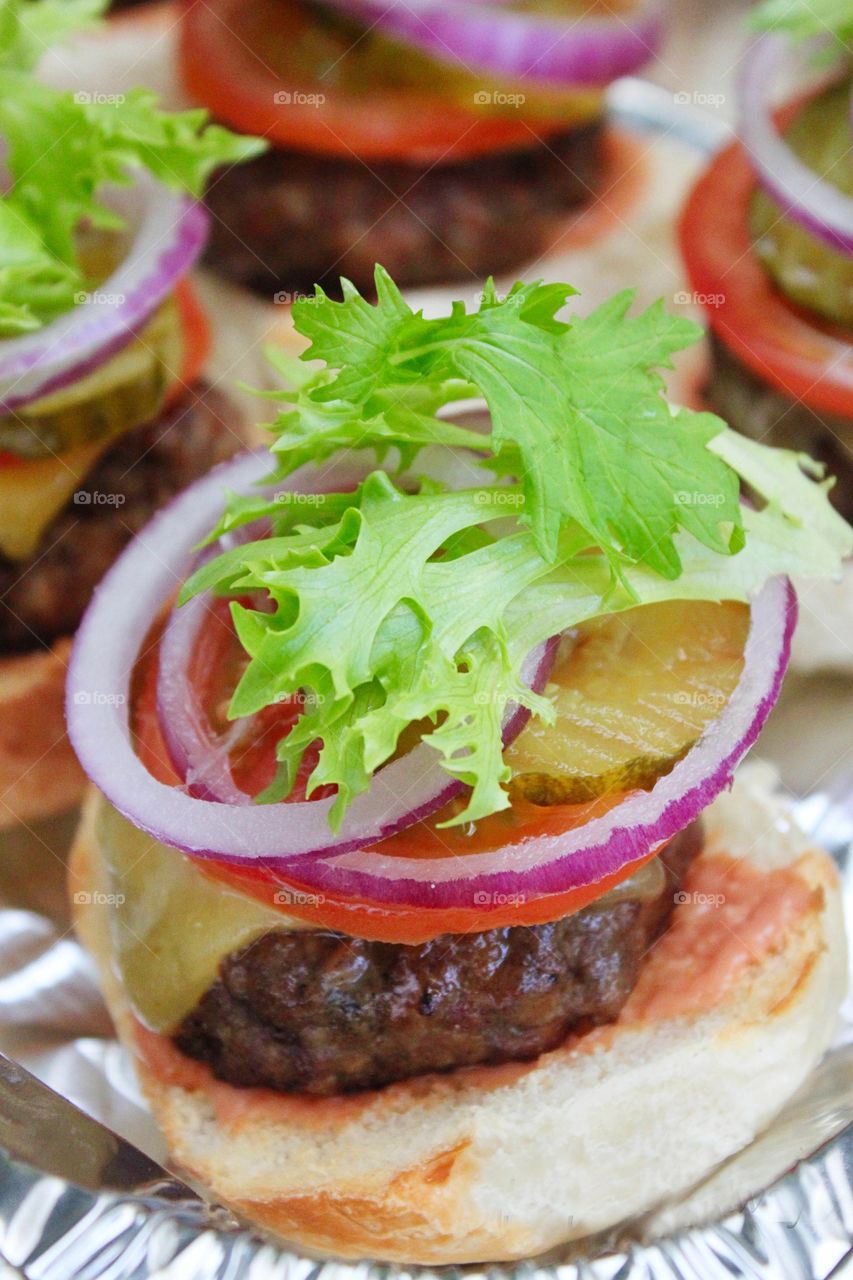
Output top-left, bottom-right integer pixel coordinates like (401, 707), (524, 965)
(506, 599), (750, 805)
(750, 79), (853, 328)
(0, 296), (183, 459)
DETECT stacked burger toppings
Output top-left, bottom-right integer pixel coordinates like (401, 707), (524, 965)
(67, 264), (851, 1260)
(0, 0), (261, 825)
(682, 0), (853, 520)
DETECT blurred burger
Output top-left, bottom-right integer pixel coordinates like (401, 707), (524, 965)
(0, 0), (261, 829)
(178, 0), (664, 295)
(681, 0), (853, 522)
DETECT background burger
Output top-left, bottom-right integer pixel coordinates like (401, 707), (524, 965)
(68, 269), (850, 1263)
(0, 0), (262, 829)
(681, 0), (853, 522)
(178, 0), (665, 297)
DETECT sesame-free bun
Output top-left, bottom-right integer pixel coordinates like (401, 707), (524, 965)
(0, 638), (86, 829)
(70, 769), (847, 1265)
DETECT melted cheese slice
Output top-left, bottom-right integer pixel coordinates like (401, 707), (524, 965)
(95, 795), (310, 1033)
(0, 441), (111, 561)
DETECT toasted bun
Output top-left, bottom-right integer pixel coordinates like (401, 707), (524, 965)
(0, 638), (87, 829)
(70, 768), (847, 1265)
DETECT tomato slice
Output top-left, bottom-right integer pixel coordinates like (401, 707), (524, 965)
(132, 614), (656, 944)
(166, 278), (211, 405)
(178, 0), (597, 164)
(680, 125), (853, 419)
(206, 799), (656, 944)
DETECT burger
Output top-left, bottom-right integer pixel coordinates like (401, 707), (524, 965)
(68, 268), (850, 1263)
(680, 3), (853, 544)
(0, 0), (262, 829)
(177, 0), (664, 297)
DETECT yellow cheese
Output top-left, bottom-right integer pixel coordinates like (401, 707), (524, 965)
(0, 440), (110, 561)
(94, 794), (310, 1033)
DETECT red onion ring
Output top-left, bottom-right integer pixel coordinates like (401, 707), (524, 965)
(0, 170), (208, 415)
(157, 591), (249, 806)
(320, 0), (663, 88)
(157, 571), (555, 806)
(67, 450), (557, 861)
(253, 578), (795, 907)
(738, 34), (853, 256)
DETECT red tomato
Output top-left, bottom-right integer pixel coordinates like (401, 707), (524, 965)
(178, 0), (579, 164)
(680, 125), (853, 419)
(166, 279), (211, 406)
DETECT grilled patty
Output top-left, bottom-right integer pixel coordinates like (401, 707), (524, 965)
(0, 384), (239, 653)
(706, 334), (853, 521)
(202, 119), (604, 298)
(175, 820), (702, 1095)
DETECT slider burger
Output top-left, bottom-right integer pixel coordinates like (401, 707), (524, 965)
(178, 0), (663, 296)
(0, 0), (261, 828)
(681, 0), (853, 522)
(68, 269), (851, 1263)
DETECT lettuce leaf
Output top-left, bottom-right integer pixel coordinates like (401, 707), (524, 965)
(749, 0), (853, 44)
(187, 273), (853, 833)
(0, 0), (263, 335)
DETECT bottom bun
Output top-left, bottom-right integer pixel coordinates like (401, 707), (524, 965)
(70, 768), (847, 1265)
(0, 638), (86, 829)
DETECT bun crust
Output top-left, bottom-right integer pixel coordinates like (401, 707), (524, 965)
(0, 638), (86, 829)
(70, 770), (847, 1264)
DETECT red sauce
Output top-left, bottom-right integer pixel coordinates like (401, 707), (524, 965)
(625, 853), (819, 1021)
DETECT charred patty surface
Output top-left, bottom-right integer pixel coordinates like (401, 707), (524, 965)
(202, 119), (604, 297)
(0, 385), (240, 652)
(175, 821), (702, 1095)
(706, 334), (853, 521)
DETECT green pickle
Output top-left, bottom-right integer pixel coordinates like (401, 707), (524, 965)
(0, 297), (182, 459)
(271, 1), (605, 122)
(750, 79), (853, 328)
(506, 600), (749, 806)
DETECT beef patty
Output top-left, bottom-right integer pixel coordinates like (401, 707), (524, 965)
(0, 384), (240, 653)
(176, 820), (702, 1095)
(202, 119), (604, 298)
(706, 334), (853, 522)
